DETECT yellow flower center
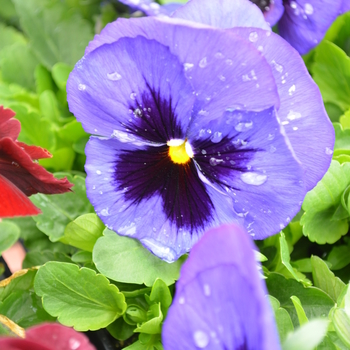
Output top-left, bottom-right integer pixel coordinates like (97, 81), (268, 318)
(168, 140), (193, 164)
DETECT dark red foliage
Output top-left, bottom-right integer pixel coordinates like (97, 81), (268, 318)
(0, 106), (73, 218)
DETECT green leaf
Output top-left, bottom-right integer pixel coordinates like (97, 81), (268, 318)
(290, 296), (308, 326)
(51, 62), (72, 91)
(149, 279), (172, 318)
(35, 64), (55, 94)
(57, 119), (87, 143)
(266, 273), (334, 327)
(333, 123), (350, 156)
(30, 174), (93, 241)
(0, 269), (37, 301)
(332, 308), (350, 348)
(93, 230), (185, 287)
(107, 317), (135, 341)
(268, 295), (294, 342)
(0, 42), (39, 91)
(0, 290), (55, 327)
(22, 250), (71, 269)
(13, 0), (93, 69)
(301, 160), (350, 244)
(325, 12), (350, 56)
(135, 303), (163, 334)
(312, 40), (350, 111)
(34, 262), (127, 331)
(327, 245), (350, 270)
(282, 319), (329, 350)
(311, 256), (346, 302)
(39, 147), (75, 171)
(63, 214), (104, 252)
(39, 90), (60, 122)
(71, 251), (92, 264)
(0, 221), (20, 255)
(0, 24), (26, 52)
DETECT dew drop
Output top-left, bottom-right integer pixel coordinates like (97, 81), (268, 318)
(304, 3), (313, 15)
(107, 72), (122, 81)
(211, 131), (223, 143)
(184, 63), (194, 71)
(201, 149), (207, 155)
(203, 284), (211, 296)
(288, 84), (296, 95)
(210, 158), (224, 166)
(199, 57), (208, 68)
(267, 133), (275, 141)
(235, 121), (253, 132)
(249, 31), (258, 42)
(78, 84), (86, 91)
(96, 170), (102, 175)
(270, 145), (276, 153)
(240, 172), (267, 186)
(271, 60), (283, 73)
(325, 147), (333, 155)
(130, 92), (137, 100)
(179, 296), (185, 304)
(225, 59), (233, 65)
(100, 208), (110, 216)
(287, 110), (302, 120)
(193, 330), (209, 348)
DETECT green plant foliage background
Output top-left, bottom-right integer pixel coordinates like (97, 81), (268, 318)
(1, 1), (350, 349)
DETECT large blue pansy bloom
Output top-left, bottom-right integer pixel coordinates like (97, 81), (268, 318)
(67, 0), (333, 262)
(162, 223), (281, 349)
(259, 0), (350, 54)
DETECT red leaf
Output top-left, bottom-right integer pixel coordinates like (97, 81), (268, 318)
(0, 106), (20, 140)
(0, 174), (41, 218)
(0, 137), (73, 196)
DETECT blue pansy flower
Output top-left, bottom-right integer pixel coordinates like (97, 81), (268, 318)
(260, 0), (350, 54)
(67, 0), (333, 262)
(162, 223), (281, 349)
(117, 0), (182, 16)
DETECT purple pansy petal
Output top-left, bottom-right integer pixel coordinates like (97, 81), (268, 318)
(85, 137), (205, 261)
(190, 107), (305, 239)
(68, 36), (194, 142)
(279, 0), (343, 54)
(118, 0), (180, 16)
(172, 0), (271, 30)
(232, 27), (334, 191)
(342, 0), (350, 12)
(162, 224), (281, 350)
(85, 17), (279, 113)
(261, 0), (285, 26)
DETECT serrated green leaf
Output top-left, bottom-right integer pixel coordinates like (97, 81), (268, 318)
(311, 256), (346, 302)
(301, 161), (350, 244)
(93, 230), (185, 287)
(30, 174), (93, 241)
(0, 269), (37, 301)
(268, 295), (294, 342)
(0, 221), (20, 255)
(282, 319), (329, 350)
(63, 213), (105, 252)
(0, 290), (55, 327)
(34, 262), (126, 331)
(22, 250), (71, 269)
(13, 0), (93, 69)
(266, 273), (334, 327)
(312, 40), (350, 111)
(290, 296), (308, 326)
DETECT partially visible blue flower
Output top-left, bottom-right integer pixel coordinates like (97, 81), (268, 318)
(162, 223), (281, 349)
(260, 0), (350, 54)
(67, 0), (333, 262)
(117, 0), (182, 16)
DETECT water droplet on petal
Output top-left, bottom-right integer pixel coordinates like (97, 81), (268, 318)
(211, 131), (223, 143)
(130, 92), (137, 100)
(78, 84), (86, 91)
(267, 133), (275, 140)
(203, 284), (211, 296)
(179, 296), (185, 304)
(304, 3), (313, 15)
(101, 208), (110, 216)
(240, 172), (267, 186)
(249, 31), (258, 42)
(271, 60), (283, 73)
(210, 158), (224, 166)
(287, 110), (302, 120)
(69, 338), (81, 350)
(107, 72), (122, 81)
(288, 84), (296, 95)
(199, 57), (208, 68)
(193, 330), (209, 348)
(184, 63), (194, 71)
(96, 170), (102, 175)
(325, 147), (333, 155)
